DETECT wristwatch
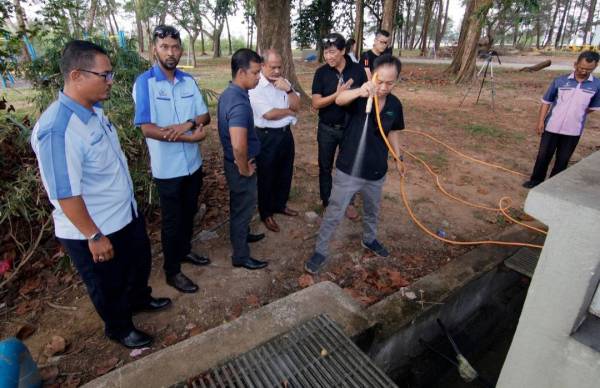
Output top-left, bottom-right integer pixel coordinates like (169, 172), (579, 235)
(88, 231), (104, 242)
(186, 118), (197, 130)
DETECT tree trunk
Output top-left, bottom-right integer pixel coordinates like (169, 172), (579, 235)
(200, 16), (207, 55)
(544, 0), (561, 47)
(134, 0), (144, 53)
(382, 0), (398, 34)
(555, 0), (571, 48)
(419, 0), (434, 55)
(354, 0), (364, 58)
(535, 11), (541, 49)
(434, 0), (444, 50)
(571, 0), (585, 45)
(256, 0), (308, 100)
(447, 0), (475, 74)
(212, 22), (223, 58)
(404, 0), (412, 48)
(12, 0), (31, 62)
(87, 0), (97, 33)
(226, 16), (233, 55)
(452, 0), (493, 83)
(583, 0), (597, 44)
(440, 0), (449, 44)
(190, 34), (198, 67)
(409, 0), (421, 49)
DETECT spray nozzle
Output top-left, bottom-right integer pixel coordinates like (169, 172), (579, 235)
(365, 72), (378, 114)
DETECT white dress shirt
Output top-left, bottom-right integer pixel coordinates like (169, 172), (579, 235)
(249, 73), (298, 128)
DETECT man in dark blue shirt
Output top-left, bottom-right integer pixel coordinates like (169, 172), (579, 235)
(217, 48), (268, 270)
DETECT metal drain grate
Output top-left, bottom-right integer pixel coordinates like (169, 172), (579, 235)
(504, 247), (540, 278)
(175, 314), (397, 388)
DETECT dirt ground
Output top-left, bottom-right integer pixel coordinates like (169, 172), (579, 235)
(2, 55), (600, 386)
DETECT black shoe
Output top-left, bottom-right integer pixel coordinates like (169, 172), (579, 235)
(232, 257), (268, 270)
(183, 252), (211, 266)
(133, 297), (172, 314)
(166, 273), (199, 293)
(522, 180), (540, 189)
(109, 329), (153, 349)
(247, 233), (265, 243)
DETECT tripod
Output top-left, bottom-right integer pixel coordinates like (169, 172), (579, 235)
(459, 51), (502, 111)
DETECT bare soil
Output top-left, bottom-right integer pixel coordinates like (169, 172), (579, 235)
(2, 55), (599, 386)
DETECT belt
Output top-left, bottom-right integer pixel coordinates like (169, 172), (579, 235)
(255, 125), (290, 133)
(319, 121), (344, 131)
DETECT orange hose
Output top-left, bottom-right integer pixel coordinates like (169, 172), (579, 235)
(371, 83), (544, 249)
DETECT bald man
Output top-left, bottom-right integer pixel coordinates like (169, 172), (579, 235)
(249, 50), (300, 233)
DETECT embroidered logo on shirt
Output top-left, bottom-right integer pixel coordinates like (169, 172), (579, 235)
(158, 89), (167, 97)
(384, 111), (394, 117)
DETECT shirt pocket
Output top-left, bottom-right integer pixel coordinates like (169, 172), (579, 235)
(85, 132), (112, 172)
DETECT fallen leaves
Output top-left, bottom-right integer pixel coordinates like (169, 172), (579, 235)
(298, 274), (314, 288)
(15, 323), (36, 340)
(94, 357), (120, 376)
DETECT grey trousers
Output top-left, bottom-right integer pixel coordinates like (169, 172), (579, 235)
(224, 160), (257, 260)
(315, 168), (386, 257)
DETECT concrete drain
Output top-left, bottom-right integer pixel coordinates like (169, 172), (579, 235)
(504, 247), (540, 278)
(173, 314), (397, 388)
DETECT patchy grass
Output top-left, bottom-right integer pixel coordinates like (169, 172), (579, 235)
(414, 151), (449, 172)
(464, 123), (505, 137)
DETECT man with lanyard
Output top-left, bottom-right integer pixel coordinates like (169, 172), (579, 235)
(133, 25), (211, 293)
(305, 55), (406, 274)
(311, 33), (367, 219)
(360, 29), (391, 80)
(249, 49), (300, 233)
(217, 48), (269, 270)
(31, 41), (170, 348)
(523, 50), (600, 188)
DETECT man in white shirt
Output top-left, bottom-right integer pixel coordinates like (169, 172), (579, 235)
(249, 49), (300, 233)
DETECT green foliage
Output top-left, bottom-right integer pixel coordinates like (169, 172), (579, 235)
(293, 0), (333, 50)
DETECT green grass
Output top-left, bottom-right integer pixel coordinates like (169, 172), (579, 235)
(414, 151), (449, 171)
(1, 88), (36, 115)
(464, 123), (505, 138)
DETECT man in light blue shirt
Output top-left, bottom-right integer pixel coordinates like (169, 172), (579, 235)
(31, 41), (170, 349)
(133, 25), (211, 293)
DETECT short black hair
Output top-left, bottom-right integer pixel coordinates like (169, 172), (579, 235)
(345, 38), (356, 53)
(322, 33), (345, 51)
(375, 29), (391, 38)
(231, 48), (262, 79)
(60, 40), (108, 80)
(373, 54), (402, 79)
(153, 25), (181, 44)
(577, 50), (600, 64)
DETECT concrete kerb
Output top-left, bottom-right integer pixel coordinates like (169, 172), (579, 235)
(84, 281), (372, 388)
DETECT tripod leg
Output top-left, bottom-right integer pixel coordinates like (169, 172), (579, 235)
(459, 60), (488, 107)
(490, 62), (496, 111)
(476, 59), (490, 105)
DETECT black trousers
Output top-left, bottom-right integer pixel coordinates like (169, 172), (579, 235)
(58, 214), (152, 338)
(256, 126), (295, 220)
(224, 159), (257, 260)
(317, 121), (345, 207)
(154, 167), (203, 277)
(530, 131), (581, 184)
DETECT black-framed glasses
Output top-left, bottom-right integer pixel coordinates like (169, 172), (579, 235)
(153, 27), (180, 40)
(79, 69), (115, 81)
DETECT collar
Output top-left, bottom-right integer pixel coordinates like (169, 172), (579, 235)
(257, 72), (272, 88)
(568, 72), (594, 82)
(229, 81), (249, 95)
(59, 92), (95, 124)
(152, 63), (184, 82)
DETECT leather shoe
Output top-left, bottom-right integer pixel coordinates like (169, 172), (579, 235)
(232, 257), (268, 270)
(109, 329), (153, 349)
(133, 297), (172, 314)
(166, 272), (199, 293)
(183, 252), (211, 266)
(264, 216), (280, 232)
(279, 207), (299, 217)
(247, 233), (265, 243)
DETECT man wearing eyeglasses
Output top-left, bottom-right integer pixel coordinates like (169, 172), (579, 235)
(360, 29), (391, 80)
(133, 25), (211, 293)
(312, 33), (367, 218)
(31, 40), (170, 349)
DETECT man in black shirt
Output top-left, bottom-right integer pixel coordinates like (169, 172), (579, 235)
(312, 33), (368, 217)
(305, 54), (405, 274)
(360, 29), (391, 79)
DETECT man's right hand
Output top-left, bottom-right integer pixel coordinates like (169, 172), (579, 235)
(336, 79), (354, 94)
(89, 236), (114, 263)
(535, 122), (544, 135)
(236, 159), (256, 177)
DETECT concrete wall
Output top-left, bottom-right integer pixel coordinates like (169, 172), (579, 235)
(498, 151), (600, 388)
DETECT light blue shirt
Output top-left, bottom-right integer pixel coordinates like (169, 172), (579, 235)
(31, 92), (137, 240)
(133, 64), (208, 179)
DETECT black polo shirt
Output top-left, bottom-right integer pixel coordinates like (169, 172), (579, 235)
(217, 82), (261, 162)
(311, 56), (368, 126)
(360, 50), (381, 72)
(336, 95), (404, 181)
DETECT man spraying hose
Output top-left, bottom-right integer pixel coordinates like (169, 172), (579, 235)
(304, 55), (406, 274)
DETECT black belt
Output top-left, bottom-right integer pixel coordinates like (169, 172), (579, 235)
(255, 125), (290, 133)
(319, 121), (344, 131)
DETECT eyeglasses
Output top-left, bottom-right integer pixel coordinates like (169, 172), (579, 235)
(153, 27), (180, 40)
(79, 69), (115, 81)
(322, 37), (341, 46)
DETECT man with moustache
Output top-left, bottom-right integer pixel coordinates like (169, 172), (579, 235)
(133, 25), (211, 293)
(31, 40), (170, 348)
(217, 48), (269, 270)
(312, 33), (367, 218)
(249, 49), (300, 233)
